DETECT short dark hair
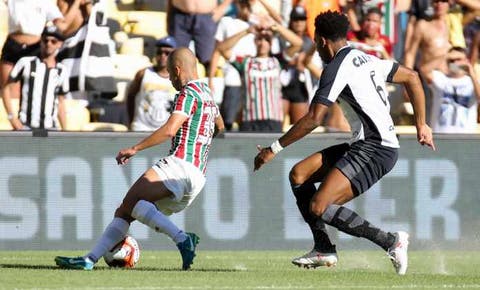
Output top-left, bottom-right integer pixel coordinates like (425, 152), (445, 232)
(314, 10), (349, 41)
(366, 7), (383, 17)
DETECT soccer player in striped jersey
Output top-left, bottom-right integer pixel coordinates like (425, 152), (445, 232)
(254, 11), (435, 275)
(2, 26), (68, 130)
(55, 48), (225, 271)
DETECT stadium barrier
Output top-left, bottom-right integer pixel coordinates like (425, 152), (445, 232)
(0, 131), (478, 251)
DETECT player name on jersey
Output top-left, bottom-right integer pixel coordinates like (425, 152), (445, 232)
(352, 54), (372, 67)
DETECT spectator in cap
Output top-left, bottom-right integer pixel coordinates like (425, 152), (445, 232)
(2, 25), (69, 130)
(126, 36), (178, 131)
(156, 36), (178, 49)
(0, 0), (79, 95)
(289, 5), (307, 22)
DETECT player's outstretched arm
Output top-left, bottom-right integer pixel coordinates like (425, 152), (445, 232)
(116, 113), (188, 165)
(254, 103), (328, 171)
(391, 65), (436, 151)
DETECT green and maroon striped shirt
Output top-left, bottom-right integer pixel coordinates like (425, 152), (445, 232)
(232, 56), (284, 122)
(169, 80), (219, 175)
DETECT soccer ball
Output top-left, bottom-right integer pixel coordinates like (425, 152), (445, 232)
(103, 236), (140, 268)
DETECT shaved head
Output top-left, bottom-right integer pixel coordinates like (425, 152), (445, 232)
(167, 47), (198, 90)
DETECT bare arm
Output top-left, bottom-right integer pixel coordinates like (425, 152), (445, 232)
(257, 0), (284, 24)
(125, 69), (145, 124)
(116, 112), (188, 165)
(278, 103), (328, 147)
(403, 20), (423, 68)
(57, 95), (67, 130)
(55, 0), (82, 33)
(254, 103), (329, 171)
(217, 26), (255, 60)
(303, 44), (322, 78)
(212, 0), (233, 22)
(403, 15), (417, 52)
(346, 1), (361, 32)
(392, 65), (435, 150)
(470, 31), (480, 64)
(208, 47), (221, 92)
(2, 81), (23, 130)
(460, 59), (480, 101)
(455, 0), (480, 11)
(272, 23), (303, 57)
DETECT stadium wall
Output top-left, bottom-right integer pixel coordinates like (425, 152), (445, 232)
(0, 132), (478, 251)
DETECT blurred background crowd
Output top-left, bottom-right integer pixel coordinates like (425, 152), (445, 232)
(0, 0), (479, 134)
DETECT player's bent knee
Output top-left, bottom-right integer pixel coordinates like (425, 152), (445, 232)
(310, 200), (327, 216)
(131, 200), (158, 227)
(114, 206), (135, 223)
(289, 166), (306, 185)
(319, 204), (341, 224)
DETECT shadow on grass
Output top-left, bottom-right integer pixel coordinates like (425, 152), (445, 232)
(0, 263), (241, 272)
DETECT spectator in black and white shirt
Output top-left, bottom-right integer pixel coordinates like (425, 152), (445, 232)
(2, 26), (69, 130)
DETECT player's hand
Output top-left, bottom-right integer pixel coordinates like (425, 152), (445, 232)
(417, 124), (436, 151)
(10, 117), (24, 130)
(116, 146), (138, 165)
(254, 145), (275, 171)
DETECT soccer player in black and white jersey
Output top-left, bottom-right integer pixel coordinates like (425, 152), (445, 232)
(254, 11), (435, 275)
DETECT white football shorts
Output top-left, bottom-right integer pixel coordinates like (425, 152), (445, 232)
(151, 155), (206, 215)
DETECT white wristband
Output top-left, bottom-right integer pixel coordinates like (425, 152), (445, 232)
(270, 140), (283, 155)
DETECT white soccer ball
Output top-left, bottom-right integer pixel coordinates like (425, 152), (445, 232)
(103, 235), (140, 268)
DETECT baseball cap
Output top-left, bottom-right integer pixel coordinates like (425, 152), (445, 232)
(237, 0), (250, 5)
(290, 5), (307, 21)
(41, 25), (65, 41)
(155, 36), (177, 48)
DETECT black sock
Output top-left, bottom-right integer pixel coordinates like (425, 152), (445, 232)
(291, 182), (336, 253)
(321, 204), (396, 251)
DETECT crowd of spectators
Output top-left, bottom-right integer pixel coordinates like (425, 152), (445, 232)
(0, 0), (479, 134)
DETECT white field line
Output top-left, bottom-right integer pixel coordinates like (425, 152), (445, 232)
(20, 285), (480, 290)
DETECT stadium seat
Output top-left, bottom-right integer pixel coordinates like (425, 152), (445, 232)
(119, 36), (144, 56)
(113, 54), (151, 81)
(113, 81), (128, 103)
(197, 62), (207, 79)
(82, 122), (129, 132)
(105, 1), (128, 29)
(63, 99), (91, 131)
(124, 11), (167, 40)
(118, 0), (135, 5)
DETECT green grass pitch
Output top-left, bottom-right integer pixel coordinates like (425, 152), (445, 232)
(1, 250), (479, 289)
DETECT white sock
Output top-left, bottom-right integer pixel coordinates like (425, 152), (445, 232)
(131, 200), (187, 243)
(86, 217), (129, 263)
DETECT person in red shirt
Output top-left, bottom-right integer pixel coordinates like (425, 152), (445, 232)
(347, 7), (392, 60)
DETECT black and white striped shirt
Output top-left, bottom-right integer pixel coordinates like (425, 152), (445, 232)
(10, 56), (69, 129)
(312, 46), (400, 148)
